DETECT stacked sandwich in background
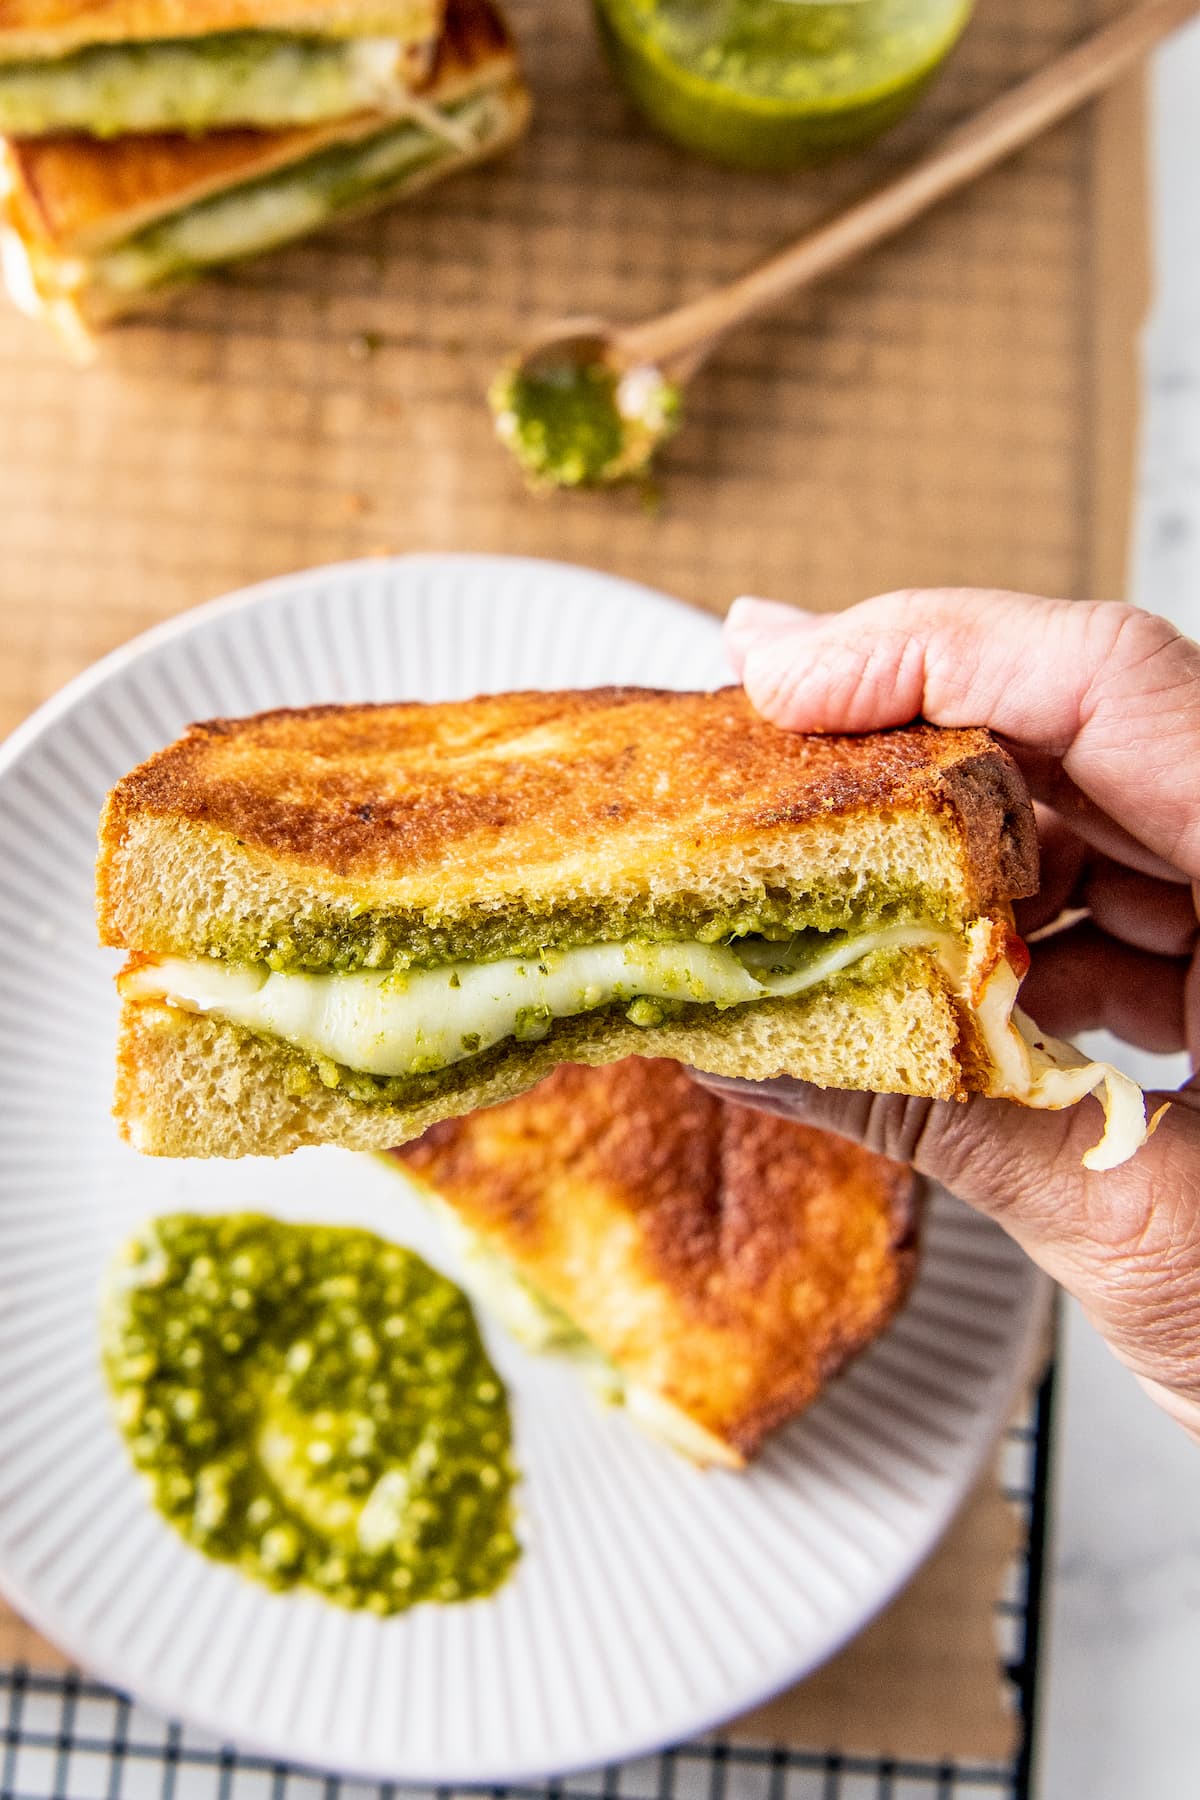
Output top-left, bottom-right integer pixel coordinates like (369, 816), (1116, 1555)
(0, 0), (530, 342)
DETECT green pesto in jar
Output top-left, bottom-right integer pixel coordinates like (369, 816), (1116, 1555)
(102, 1214), (520, 1614)
(489, 358), (681, 489)
(594, 0), (975, 169)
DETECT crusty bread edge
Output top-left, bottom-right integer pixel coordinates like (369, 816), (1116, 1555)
(96, 736), (1035, 971)
(394, 1155), (927, 1464)
(935, 743), (1039, 915)
(98, 702), (1036, 922)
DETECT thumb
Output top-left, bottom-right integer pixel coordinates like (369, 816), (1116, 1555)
(695, 1073), (1200, 1434)
(722, 587), (1200, 880)
(724, 596), (820, 677)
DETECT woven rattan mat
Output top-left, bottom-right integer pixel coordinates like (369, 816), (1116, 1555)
(0, 0), (1145, 1767)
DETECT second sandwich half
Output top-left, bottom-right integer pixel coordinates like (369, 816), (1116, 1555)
(98, 686), (1153, 1165)
(0, 0), (528, 335)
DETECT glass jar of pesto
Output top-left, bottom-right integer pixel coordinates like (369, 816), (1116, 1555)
(593, 0), (975, 170)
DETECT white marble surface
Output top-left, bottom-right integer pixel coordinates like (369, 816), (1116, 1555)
(1133, 24), (1200, 632)
(1035, 22), (1200, 1796)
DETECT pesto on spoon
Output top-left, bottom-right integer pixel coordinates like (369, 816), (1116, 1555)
(490, 0), (1197, 490)
(490, 337), (680, 489)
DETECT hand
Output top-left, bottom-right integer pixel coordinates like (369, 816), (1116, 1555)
(703, 588), (1200, 1441)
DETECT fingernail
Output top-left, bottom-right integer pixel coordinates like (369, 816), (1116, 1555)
(725, 596), (820, 645)
(689, 1070), (781, 1099)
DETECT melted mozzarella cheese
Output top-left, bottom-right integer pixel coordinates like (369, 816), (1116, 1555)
(971, 959), (1160, 1172)
(121, 920), (1157, 1169)
(120, 923), (956, 1079)
(89, 94), (499, 298)
(0, 36), (411, 139)
(95, 118), (433, 295)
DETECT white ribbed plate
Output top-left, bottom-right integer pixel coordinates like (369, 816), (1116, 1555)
(0, 555), (1045, 1783)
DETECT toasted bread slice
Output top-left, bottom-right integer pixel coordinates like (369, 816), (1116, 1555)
(389, 1057), (920, 1466)
(1, 87), (528, 337)
(0, 38), (439, 139)
(0, 0), (444, 62)
(98, 688), (1037, 968)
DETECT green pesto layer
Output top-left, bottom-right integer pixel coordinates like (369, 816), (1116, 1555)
(221, 944), (924, 1109)
(196, 886), (954, 976)
(92, 98), (482, 299)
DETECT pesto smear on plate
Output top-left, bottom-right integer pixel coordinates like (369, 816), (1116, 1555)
(593, 0), (975, 168)
(102, 1214), (520, 1613)
(490, 358), (681, 488)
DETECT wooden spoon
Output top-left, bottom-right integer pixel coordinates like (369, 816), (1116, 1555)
(508, 0), (1200, 463)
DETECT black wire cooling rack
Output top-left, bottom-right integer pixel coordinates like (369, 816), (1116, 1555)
(0, 1369), (1054, 1800)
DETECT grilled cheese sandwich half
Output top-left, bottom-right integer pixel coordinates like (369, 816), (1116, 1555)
(390, 1057), (922, 1467)
(0, 0), (443, 136)
(97, 686), (1153, 1165)
(1, 0), (528, 339)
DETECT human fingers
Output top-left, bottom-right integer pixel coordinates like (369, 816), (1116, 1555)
(724, 596), (818, 676)
(1014, 814), (1198, 954)
(1018, 923), (1188, 1053)
(1184, 935), (1200, 1065)
(725, 591), (1200, 881)
(693, 1070), (1200, 1434)
(1011, 750), (1189, 884)
(1079, 861), (1199, 957)
(1013, 807), (1087, 936)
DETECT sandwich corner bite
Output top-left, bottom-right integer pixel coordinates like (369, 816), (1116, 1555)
(0, 0), (529, 341)
(388, 1057), (923, 1466)
(95, 685), (1154, 1166)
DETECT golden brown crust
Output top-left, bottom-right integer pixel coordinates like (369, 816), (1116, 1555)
(0, 0), (442, 61)
(5, 0), (516, 252)
(937, 748), (1039, 933)
(97, 688), (1037, 943)
(392, 1058), (920, 1459)
(6, 129), (310, 251)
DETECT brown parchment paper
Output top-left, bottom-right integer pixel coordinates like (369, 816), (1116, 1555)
(0, 0), (1146, 1769)
(0, 0), (1146, 736)
(729, 1470), (1024, 1763)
